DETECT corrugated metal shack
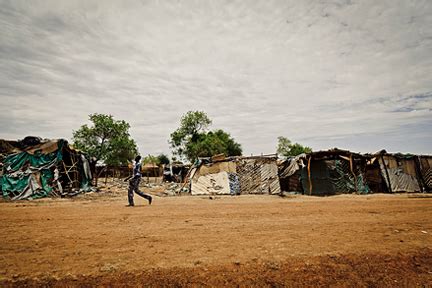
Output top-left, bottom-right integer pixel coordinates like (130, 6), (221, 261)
(373, 150), (431, 193)
(278, 149), (432, 195)
(300, 149), (370, 196)
(190, 154), (281, 195)
(278, 149), (371, 195)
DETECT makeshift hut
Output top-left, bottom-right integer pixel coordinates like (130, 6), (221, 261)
(299, 149), (370, 196)
(97, 165), (131, 179)
(373, 151), (425, 193)
(1, 137), (92, 200)
(278, 148), (431, 195)
(278, 154), (307, 193)
(142, 162), (163, 178)
(190, 154), (281, 195)
(190, 157), (237, 195)
(163, 162), (190, 183)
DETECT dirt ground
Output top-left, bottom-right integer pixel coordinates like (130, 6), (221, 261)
(0, 185), (431, 287)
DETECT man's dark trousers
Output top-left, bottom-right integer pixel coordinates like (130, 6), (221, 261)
(128, 177), (152, 205)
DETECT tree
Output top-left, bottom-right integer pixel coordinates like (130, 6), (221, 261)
(170, 111), (242, 162)
(169, 111), (211, 158)
(276, 136), (312, 157)
(190, 130), (242, 159)
(142, 155), (160, 165)
(73, 114), (138, 184)
(142, 154), (170, 166)
(157, 154), (170, 165)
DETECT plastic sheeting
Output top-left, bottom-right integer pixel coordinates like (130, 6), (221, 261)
(228, 172), (240, 195)
(191, 171), (231, 195)
(278, 154), (307, 193)
(301, 159), (370, 196)
(1, 139), (92, 200)
(1, 141), (64, 200)
(279, 154), (307, 178)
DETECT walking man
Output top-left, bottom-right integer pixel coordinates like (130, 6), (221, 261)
(127, 155), (152, 206)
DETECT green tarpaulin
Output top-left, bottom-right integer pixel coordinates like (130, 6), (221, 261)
(301, 159), (370, 196)
(1, 139), (92, 200)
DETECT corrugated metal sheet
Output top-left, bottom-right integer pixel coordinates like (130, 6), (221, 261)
(236, 158), (281, 195)
(378, 156), (420, 192)
(418, 156), (432, 192)
(279, 154), (306, 178)
(191, 157), (281, 195)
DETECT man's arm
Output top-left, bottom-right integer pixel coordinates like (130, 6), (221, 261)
(124, 175), (132, 182)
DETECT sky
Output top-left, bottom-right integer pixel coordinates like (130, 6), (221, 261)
(1, 0), (431, 157)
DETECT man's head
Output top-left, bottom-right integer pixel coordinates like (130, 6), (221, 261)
(135, 155), (142, 162)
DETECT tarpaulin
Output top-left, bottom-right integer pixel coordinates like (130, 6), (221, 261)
(1, 141), (63, 200)
(1, 139), (92, 200)
(301, 159), (370, 196)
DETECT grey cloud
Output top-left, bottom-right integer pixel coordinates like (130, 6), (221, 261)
(1, 0), (431, 156)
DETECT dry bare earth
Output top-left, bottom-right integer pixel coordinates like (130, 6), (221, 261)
(0, 188), (431, 287)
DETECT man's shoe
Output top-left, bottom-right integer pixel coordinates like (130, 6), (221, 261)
(126, 204), (134, 207)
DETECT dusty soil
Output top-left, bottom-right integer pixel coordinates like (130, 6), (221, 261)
(0, 187), (431, 287)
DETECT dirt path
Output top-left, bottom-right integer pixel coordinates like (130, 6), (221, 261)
(0, 193), (431, 287)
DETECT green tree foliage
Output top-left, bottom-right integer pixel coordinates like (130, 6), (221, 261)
(170, 111), (211, 157)
(142, 154), (170, 166)
(142, 155), (160, 165)
(170, 111), (242, 162)
(276, 136), (312, 157)
(186, 130), (243, 160)
(157, 154), (170, 165)
(73, 114), (138, 166)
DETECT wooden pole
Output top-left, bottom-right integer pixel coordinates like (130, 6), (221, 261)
(307, 156), (312, 195)
(178, 166), (194, 195)
(104, 167), (108, 185)
(350, 154), (358, 193)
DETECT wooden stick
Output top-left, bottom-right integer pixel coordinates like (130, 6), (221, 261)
(62, 161), (73, 183)
(104, 166), (108, 185)
(178, 166), (194, 195)
(349, 154), (358, 193)
(307, 156), (312, 195)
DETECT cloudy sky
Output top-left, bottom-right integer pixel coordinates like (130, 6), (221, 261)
(1, 0), (431, 157)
